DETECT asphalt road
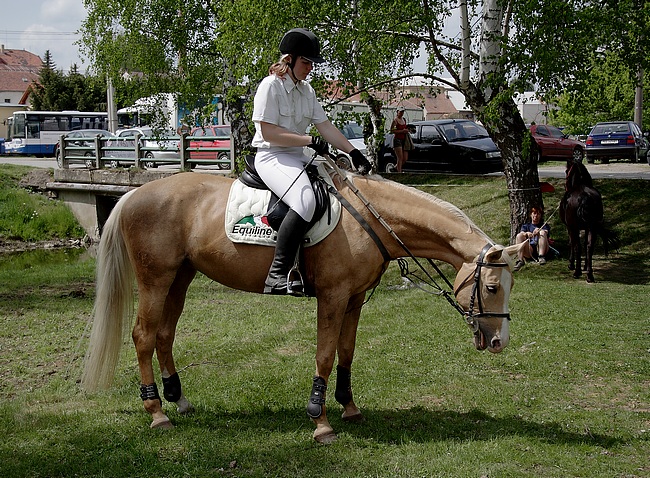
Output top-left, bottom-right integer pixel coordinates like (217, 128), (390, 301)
(1, 156), (649, 179)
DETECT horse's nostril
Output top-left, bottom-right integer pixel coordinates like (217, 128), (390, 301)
(491, 338), (501, 349)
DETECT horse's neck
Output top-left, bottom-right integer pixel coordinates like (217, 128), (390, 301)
(356, 178), (490, 269)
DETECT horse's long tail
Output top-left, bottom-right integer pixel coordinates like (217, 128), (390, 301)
(81, 191), (136, 392)
(596, 223), (621, 255)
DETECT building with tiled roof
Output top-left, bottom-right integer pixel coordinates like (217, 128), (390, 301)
(0, 45), (42, 106)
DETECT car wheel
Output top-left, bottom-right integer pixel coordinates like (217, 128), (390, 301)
(534, 150), (543, 164)
(55, 148), (63, 168)
(601, 157), (609, 164)
(84, 152), (95, 169)
(572, 148), (584, 163)
(109, 160), (120, 168)
(383, 159), (398, 173)
(217, 152), (230, 170)
(631, 148), (639, 163)
(586, 155), (594, 164)
(335, 154), (353, 171)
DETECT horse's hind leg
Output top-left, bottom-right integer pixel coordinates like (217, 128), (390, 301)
(133, 263), (196, 429)
(584, 229), (596, 283)
(156, 262), (197, 415)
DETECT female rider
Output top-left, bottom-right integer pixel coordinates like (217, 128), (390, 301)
(252, 28), (371, 296)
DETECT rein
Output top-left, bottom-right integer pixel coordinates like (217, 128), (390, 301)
(320, 152), (510, 326)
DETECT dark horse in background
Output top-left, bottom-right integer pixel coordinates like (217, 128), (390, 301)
(559, 160), (619, 283)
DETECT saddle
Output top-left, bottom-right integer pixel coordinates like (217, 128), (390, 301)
(225, 155), (341, 247)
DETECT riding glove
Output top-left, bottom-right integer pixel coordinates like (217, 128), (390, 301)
(349, 149), (372, 175)
(308, 136), (329, 156)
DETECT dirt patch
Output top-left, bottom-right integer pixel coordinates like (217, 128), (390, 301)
(0, 237), (91, 254)
(19, 169), (56, 196)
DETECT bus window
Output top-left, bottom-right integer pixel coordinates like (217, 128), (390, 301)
(13, 115), (25, 138)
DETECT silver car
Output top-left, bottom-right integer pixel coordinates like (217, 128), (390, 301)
(105, 127), (179, 168)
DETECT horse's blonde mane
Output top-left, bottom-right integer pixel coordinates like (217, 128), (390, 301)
(364, 175), (488, 237)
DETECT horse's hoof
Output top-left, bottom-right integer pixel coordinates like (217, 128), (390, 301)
(342, 410), (365, 423)
(313, 428), (338, 444)
(586, 275), (595, 283)
(150, 416), (174, 429)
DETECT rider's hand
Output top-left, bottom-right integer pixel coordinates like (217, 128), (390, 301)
(308, 136), (329, 156)
(349, 149), (371, 175)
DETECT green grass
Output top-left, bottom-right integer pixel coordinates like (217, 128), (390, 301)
(0, 167), (648, 477)
(0, 165), (85, 241)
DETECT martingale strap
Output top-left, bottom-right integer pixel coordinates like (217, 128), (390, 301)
(327, 184), (391, 262)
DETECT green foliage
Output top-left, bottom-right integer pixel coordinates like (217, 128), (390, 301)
(30, 50), (109, 111)
(550, 51), (649, 135)
(0, 167), (85, 241)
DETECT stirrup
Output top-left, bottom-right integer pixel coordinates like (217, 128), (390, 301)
(286, 266), (304, 297)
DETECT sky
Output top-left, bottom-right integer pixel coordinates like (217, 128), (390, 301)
(0, 0), (88, 73)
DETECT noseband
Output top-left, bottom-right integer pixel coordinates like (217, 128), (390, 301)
(454, 244), (511, 335)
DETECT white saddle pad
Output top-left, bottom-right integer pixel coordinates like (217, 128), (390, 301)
(225, 161), (341, 247)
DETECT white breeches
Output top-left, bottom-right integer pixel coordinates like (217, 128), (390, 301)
(255, 150), (316, 222)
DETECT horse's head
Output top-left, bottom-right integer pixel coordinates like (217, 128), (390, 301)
(453, 243), (524, 353)
(565, 160), (593, 191)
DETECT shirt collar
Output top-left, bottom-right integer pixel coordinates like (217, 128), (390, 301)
(281, 74), (306, 95)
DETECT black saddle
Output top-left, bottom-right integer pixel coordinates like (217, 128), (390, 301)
(240, 155), (332, 232)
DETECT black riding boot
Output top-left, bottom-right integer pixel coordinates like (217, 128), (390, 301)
(264, 209), (310, 296)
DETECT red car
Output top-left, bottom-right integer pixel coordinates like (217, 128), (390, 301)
(188, 125), (231, 169)
(529, 124), (584, 163)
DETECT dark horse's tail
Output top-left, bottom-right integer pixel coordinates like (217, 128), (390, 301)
(594, 223), (621, 255)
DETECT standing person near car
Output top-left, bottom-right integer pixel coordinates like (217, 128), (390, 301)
(390, 107), (409, 172)
(252, 28), (372, 296)
(513, 206), (551, 271)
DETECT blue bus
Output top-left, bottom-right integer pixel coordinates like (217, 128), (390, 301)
(4, 111), (109, 156)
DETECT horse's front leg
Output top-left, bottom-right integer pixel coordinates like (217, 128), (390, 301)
(569, 230), (582, 278)
(334, 292), (366, 423)
(309, 299), (348, 444)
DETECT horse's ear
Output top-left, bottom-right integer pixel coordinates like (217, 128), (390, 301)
(492, 241), (528, 264)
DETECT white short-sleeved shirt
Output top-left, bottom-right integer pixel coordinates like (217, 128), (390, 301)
(252, 73), (328, 153)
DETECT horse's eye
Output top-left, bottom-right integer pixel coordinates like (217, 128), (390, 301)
(486, 285), (498, 294)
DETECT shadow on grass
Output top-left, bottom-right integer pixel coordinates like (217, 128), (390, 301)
(0, 403), (625, 477)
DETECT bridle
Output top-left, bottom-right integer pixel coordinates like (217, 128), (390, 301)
(452, 243), (511, 337)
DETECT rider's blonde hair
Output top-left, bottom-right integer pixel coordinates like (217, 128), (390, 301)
(269, 54), (292, 76)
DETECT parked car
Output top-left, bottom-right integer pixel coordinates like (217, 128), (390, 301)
(335, 122), (367, 170)
(585, 121), (649, 164)
(55, 129), (113, 168)
(187, 125), (231, 169)
(105, 127), (179, 168)
(529, 124), (584, 163)
(380, 119), (503, 174)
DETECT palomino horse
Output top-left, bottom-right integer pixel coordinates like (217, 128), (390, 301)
(559, 160), (619, 283)
(81, 169), (523, 443)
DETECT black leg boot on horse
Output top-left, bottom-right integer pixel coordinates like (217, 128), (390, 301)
(264, 208), (310, 296)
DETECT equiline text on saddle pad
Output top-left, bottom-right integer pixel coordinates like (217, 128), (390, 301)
(225, 161), (342, 247)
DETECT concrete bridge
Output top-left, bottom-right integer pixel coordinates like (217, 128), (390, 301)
(47, 168), (226, 241)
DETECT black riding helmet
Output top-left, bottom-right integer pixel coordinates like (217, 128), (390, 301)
(279, 28), (325, 64)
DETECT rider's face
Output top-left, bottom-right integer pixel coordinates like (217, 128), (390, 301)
(291, 56), (314, 81)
